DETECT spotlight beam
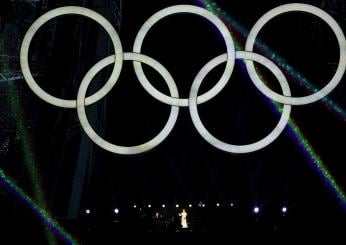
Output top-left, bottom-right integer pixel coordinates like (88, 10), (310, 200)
(199, 0), (346, 209)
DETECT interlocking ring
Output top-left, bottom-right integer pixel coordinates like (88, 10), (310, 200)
(245, 3), (346, 105)
(189, 51), (291, 154)
(133, 5), (236, 107)
(20, 6), (123, 108)
(19, 4), (345, 155)
(77, 52), (179, 155)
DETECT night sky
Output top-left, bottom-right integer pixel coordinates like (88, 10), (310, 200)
(0, 0), (345, 241)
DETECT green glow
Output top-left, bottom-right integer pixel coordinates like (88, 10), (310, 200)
(200, 0), (346, 207)
(1, 39), (57, 244)
(287, 116), (346, 205)
(201, 0), (346, 121)
(0, 168), (78, 244)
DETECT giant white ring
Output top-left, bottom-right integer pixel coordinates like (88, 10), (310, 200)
(77, 52), (179, 155)
(189, 51), (292, 154)
(245, 3), (346, 105)
(133, 5), (236, 107)
(20, 6), (123, 108)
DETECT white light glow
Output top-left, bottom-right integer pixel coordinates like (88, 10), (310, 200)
(20, 3), (344, 157)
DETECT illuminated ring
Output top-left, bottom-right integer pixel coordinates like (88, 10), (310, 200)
(77, 52), (179, 155)
(133, 5), (236, 107)
(245, 3), (346, 105)
(20, 6), (123, 108)
(189, 51), (292, 154)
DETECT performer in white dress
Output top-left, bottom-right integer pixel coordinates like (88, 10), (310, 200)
(179, 209), (188, 229)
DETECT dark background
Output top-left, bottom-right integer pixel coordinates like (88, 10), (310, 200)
(0, 0), (345, 243)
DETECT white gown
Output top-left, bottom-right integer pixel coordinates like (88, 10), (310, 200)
(179, 210), (188, 229)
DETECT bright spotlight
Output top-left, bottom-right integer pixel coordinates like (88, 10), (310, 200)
(230, 203), (234, 207)
(148, 204), (151, 208)
(189, 204), (192, 208)
(114, 208), (119, 214)
(254, 207), (260, 214)
(162, 204), (166, 208)
(85, 209), (90, 214)
(202, 204), (206, 208)
(176, 204), (179, 208)
(282, 207), (287, 213)
(216, 203), (220, 207)
(133, 205), (137, 208)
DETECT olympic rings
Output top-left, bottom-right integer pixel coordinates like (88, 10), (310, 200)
(19, 4), (345, 154)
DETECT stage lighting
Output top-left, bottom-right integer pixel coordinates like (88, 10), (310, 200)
(176, 204), (179, 208)
(188, 204), (192, 208)
(216, 203), (220, 207)
(230, 203), (234, 207)
(148, 204), (151, 208)
(114, 208), (119, 214)
(162, 204), (166, 208)
(85, 209), (90, 214)
(133, 205), (137, 208)
(282, 207), (287, 213)
(254, 207), (260, 214)
(202, 204), (206, 208)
